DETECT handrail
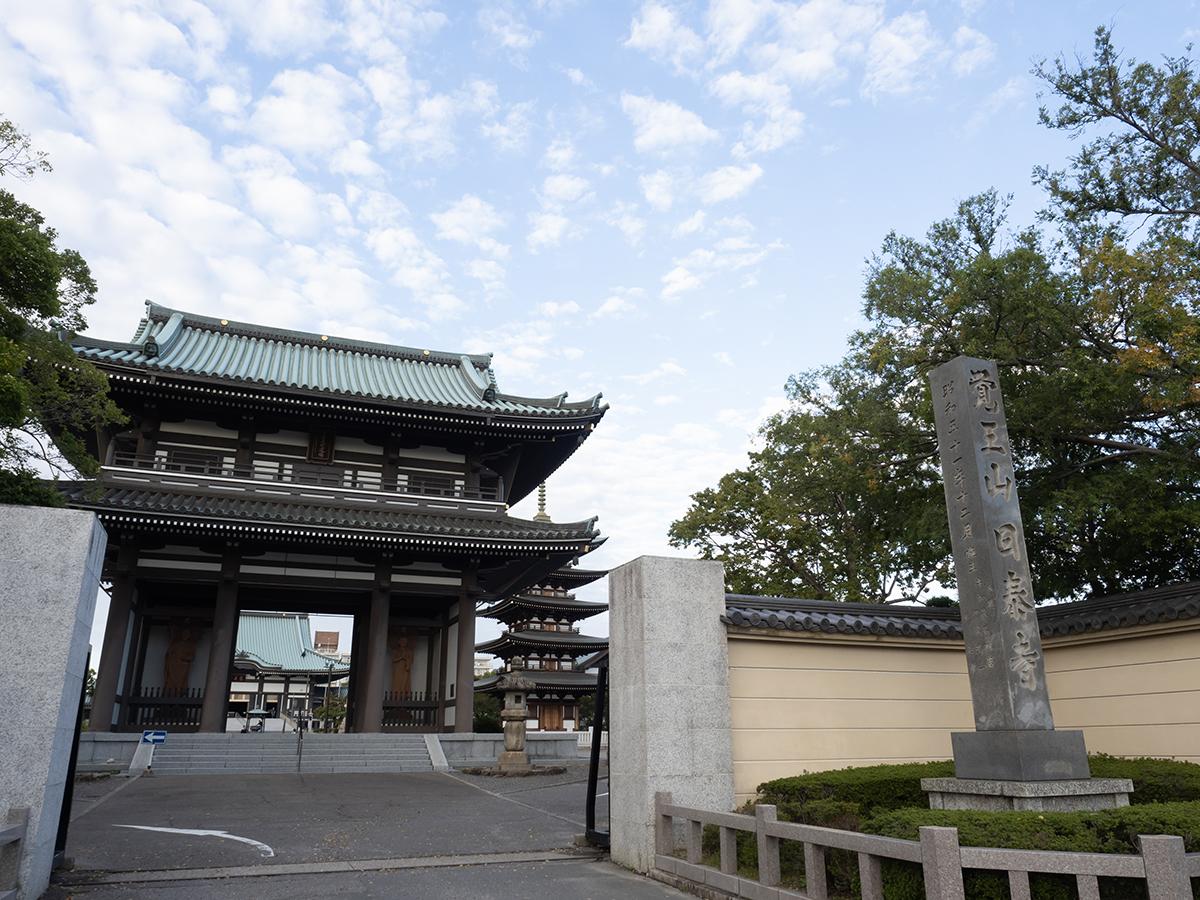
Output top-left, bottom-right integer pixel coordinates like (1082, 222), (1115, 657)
(108, 450), (501, 502)
(653, 792), (1193, 900)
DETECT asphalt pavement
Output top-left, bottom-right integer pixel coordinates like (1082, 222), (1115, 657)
(51, 765), (684, 899)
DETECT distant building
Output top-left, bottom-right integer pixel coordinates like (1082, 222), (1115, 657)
(474, 654), (497, 678)
(313, 631), (340, 655)
(476, 566), (607, 732)
(228, 611), (349, 725)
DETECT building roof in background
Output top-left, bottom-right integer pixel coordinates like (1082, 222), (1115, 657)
(234, 611), (349, 675)
(723, 581), (1200, 641)
(477, 593), (609, 621)
(537, 566), (608, 589)
(72, 302), (605, 420)
(476, 630), (609, 656)
(474, 670), (599, 694)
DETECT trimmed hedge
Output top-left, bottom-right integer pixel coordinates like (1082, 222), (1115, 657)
(756, 755), (1200, 818)
(740, 757), (1200, 899)
(865, 804), (1200, 900)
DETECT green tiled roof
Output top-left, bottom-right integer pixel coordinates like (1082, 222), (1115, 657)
(234, 611), (348, 675)
(73, 302), (604, 419)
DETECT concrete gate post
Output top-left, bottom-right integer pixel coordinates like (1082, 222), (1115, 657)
(608, 556), (734, 873)
(0, 506), (107, 899)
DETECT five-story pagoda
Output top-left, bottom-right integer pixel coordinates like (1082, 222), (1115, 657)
(65, 302), (606, 734)
(475, 560), (608, 732)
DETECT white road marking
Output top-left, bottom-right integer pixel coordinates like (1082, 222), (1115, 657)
(114, 825), (275, 858)
(596, 792), (609, 798)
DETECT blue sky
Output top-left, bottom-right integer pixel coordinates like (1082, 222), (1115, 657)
(2, 0), (1195, 651)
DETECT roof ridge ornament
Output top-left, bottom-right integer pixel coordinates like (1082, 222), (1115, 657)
(533, 483), (551, 522)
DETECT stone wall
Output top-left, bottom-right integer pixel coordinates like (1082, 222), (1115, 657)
(608, 556), (735, 873)
(437, 732), (580, 766)
(0, 506), (106, 899)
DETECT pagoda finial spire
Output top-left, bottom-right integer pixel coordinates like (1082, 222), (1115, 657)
(533, 482), (551, 522)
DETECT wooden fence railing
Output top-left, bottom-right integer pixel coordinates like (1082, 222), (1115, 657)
(122, 687), (204, 730)
(381, 691), (439, 731)
(0, 808), (29, 900)
(653, 792), (1197, 900)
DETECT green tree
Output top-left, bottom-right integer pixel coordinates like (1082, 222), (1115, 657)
(1034, 27), (1200, 236)
(0, 116), (124, 505)
(313, 698), (347, 731)
(473, 692), (502, 733)
(673, 29), (1200, 604)
(672, 192), (1200, 602)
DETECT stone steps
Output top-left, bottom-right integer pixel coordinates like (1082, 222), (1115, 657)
(149, 734), (435, 775)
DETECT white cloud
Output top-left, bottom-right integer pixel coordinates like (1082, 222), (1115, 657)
(697, 163), (763, 204)
(640, 170), (674, 211)
(661, 232), (782, 299)
(362, 62), (498, 161)
(478, 6), (541, 61)
(951, 26), (994, 76)
(541, 173), (592, 205)
(706, 0), (776, 64)
(543, 137), (576, 171)
(605, 202), (647, 245)
(964, 76), (1026, 135)
(625, 1), (704, 73)
(482, 101), (534, 151)
(624, 360), (687, 384)
(205, 83), (248, 127)
(249, 65), (365, 157)
(467, 257), (506, 294)
(709, 70), (805, 157)
(673, 210), (706, 237)
(564, 67), (592, 87)
(527, 211), (572, 251)
(714, 350), (734, 366)
(592, 294), (637, 319)
(366, 225), (464, 319)
(330, 139), (383, 177)
(539, 300), (582, 317)
(430, 194), (509, 258)
(751, 0), (884, 87)
(621, 93), (719, 154)
(862, 11), (941, 99)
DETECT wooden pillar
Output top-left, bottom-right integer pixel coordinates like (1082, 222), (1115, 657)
(381, 432), (400, 492)
(454, 583), (476, 733)
(437, 615), (450, 731)
(235, 416), (256, 469)
(135, 409), (160, 458)
(346, 606), (365, 732)
(199, 548), (240, 732)
(91, 544), (138, 731)
(358, 558), (392, 733)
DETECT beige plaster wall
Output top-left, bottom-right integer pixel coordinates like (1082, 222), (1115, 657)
(727, 622), (1200, 804)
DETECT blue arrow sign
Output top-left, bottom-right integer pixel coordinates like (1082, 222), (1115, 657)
(141, 730), (167, 745)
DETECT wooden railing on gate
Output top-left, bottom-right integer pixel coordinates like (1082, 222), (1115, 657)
(653, 792), (1197, 900)
(381, 691), (439, 731)
(122, 687), (204, 730)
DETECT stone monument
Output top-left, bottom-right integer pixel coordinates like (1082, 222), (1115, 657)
(497, 673), (535, 773)
(922, 357), (1132, 810)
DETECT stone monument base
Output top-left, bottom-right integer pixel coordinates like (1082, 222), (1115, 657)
(951, 729), (1090, 781)
(497, 750), (531, 773)
(922, 777), (1133, 812)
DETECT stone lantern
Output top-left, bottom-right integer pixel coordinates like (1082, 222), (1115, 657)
(497, 673), (536, 773)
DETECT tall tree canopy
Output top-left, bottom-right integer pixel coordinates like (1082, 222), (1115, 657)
(671, 31), (1200, 604)
(0, 117), (123, 505)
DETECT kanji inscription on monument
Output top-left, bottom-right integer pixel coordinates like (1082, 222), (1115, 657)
(929, 356), (1090, 781)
